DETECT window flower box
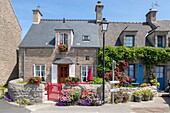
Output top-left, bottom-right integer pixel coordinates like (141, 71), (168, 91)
(58, 44), (68, 53)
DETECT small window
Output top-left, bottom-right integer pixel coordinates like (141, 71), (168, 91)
(156, 66), (165, 78)
(128, 64), (135, 79)
(34, 65), (46, 82)
(157, 35), (166, 48)
(86, 56), (90, 60)
(81, 65), (93, 82)
(125, 35), (134, 47)
(58, 33), (68, 45)
(82, 35), (90, 42)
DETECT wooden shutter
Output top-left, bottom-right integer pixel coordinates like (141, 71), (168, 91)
(137, 64), (144, 84)
(69, 64), (75, 77)
(51, 64), (58, 83)
(33, 64), (36, 77)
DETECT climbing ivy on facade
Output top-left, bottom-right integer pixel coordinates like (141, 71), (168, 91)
(98, 46), (170, 81)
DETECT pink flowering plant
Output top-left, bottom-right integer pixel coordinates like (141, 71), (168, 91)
(59, 89), (72, 103)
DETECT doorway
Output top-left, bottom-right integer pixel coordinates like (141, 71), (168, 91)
(58, 65), (69, 83)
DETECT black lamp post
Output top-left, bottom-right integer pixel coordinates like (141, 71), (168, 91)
(101, 18), (109, 103)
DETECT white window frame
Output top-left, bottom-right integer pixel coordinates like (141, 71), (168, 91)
(80, 65), (93, 82)
(58, 33), (68, 45)
(82, 35), (90, 42)
(34, 64), (46, 83)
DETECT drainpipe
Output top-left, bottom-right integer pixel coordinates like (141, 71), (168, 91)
(23, 48), (26, 80)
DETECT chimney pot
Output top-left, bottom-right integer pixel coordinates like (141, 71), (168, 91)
(32, 9), (43, 24)
(97, 1), (101, 4)
(146, 9), (157, 23)
(95, 1), (104, 23)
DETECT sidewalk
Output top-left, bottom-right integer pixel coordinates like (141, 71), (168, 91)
(26, 94), (170, 113)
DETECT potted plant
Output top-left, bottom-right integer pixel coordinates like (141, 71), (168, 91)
(58, 43), (68, 53)
(149, 90), (154, 100)
(133, 89), (142, 102)
(142, 89), (150, 101)
(122, 93), (129, 103)
(150, 79), (160, 88)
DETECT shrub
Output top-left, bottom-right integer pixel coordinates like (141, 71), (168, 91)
(4, 94), (13, 102)
(17, 98), (30, 105)
(90, 77), (106, 84)
(150, 79), (160, 88)
(28, 76), (42, 84)
(69, 88), (81, 101)
(133, 89), (142, 97)
(140, 83), (147, 87)
(59, 89), (72, 103)
(78, 89), (102, 106)
(65, 77), (80, 86)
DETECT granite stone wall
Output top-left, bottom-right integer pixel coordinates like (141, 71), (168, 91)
(8, 78), (45, 103)
(63, 82), (111, 102)
(0, 0), (22, 84)
(19, 47), (98, 83)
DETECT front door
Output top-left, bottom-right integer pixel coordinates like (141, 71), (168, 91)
(58, 65), (69, 83)
(156, 66), (165, 90)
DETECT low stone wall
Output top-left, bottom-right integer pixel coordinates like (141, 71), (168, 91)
(63, 82), (111, 102)
(8, 78), (45, 103)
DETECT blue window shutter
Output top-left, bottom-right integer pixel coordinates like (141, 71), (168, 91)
(137, 64), (144, 84)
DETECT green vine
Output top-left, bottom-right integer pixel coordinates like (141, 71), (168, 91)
(98, 46), (170, 81)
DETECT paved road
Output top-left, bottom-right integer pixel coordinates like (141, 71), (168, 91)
(26, 95), (170, 113)
(1, 94), (170, 113)
(0, 99), (30, 113)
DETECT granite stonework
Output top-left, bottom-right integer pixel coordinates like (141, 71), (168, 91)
(63, 82), (111, 102)
(0, 0), (21, 84)
(8, 78), (45, 103)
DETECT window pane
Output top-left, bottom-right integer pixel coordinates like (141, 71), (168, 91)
(59, 34), (64, 44)
(64, 34), (68, 45)
(36, 71), (40, 76)
(81, 65), (93, 82)
(41, 66), (45, 70)
(125, 36), (134, 47)
(36, 66), (40, 70)
(128, 64), (135, 78)
(83, 36), (90, 41)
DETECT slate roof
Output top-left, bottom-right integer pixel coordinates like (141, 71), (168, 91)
(154, 20), (170, 31)
(105, 22), (152, 47)
(53, 58), (73, 64)
(19, 19), (100, 48)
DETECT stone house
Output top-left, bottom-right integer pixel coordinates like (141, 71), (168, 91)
(98, 2), (170, 90)
(19, 1), (170, 90)
(19, 8), (100, 83)
(0, 0), (22, 84)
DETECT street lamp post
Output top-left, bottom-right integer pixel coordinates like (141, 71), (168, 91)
(101, 18), (109, 103)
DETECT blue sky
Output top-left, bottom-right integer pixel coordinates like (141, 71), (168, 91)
(11, 0), (170, 38)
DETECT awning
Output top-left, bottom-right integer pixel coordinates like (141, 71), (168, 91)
(53, 58), (73, 64)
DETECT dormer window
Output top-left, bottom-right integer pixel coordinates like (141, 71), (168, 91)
(157, 35), (166, 48)
(82, 35), (90, 42)
(125, 35), (134, 47)
(58, 33), (68, 45)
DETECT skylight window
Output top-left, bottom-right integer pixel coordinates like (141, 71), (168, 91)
(82, 35), (90, 42)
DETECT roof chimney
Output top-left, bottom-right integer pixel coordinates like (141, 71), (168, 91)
(146, 9), (157, 23)
(95, 1), (104, 23)
(32, 9), (43, 24)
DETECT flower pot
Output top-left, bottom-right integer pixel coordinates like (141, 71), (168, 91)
(134, 96), (142, 102)
(118, 96), (123, 103)
(143, 96), (150, 101)
(150, 95), (154, 100)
